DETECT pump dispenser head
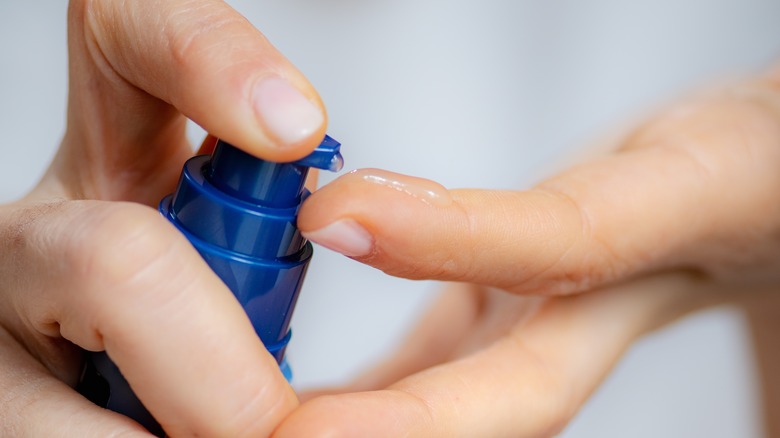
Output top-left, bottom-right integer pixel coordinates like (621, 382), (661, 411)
(161, 134), (343, 356)
(161, 134), (343, 354)
(208, 135), (343, 208)
(165, 136), (342, 258)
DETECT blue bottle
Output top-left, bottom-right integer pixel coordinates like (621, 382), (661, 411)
(77, 135), (343, 436)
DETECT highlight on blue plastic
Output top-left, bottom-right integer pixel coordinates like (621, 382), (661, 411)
(77, 135), (342, 436)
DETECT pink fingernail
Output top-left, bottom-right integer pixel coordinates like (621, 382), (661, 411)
(253, 77), (324, 145)
(303, 219), (373, 257)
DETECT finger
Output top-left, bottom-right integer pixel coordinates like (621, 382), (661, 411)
(301, 284), (482, 399)
(299, 168), (591, 294)
(1, 201), (297, 436)
(300, 284), (542, 402)
(80, 0), (325, 158)
(275, 273), (715, 438)
(0, 328), (150, 437)
(300, 89), (780, 294)
(303, 284), (544, 402)
(55, 0), (326, 203)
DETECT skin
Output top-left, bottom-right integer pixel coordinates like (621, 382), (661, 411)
(284, 77), (780, 437)
(1, 1), (779, 436)
(1, 0), (324, 436)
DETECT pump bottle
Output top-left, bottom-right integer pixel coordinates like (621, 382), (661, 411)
(77, 136), (343, 435)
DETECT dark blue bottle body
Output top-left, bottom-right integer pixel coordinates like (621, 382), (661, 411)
(159, 151), (315, 363)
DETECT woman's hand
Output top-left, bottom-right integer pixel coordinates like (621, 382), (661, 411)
(283, 75), (780, 436)
(0, 1), (326, 436)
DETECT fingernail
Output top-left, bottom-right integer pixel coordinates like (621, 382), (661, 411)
(253, 77), (324, 145)
(303, 219), (373, 257)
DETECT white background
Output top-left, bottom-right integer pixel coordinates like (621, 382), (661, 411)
(1, 1), (779, 436)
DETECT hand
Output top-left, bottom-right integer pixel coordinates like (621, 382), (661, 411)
(281, 74), (780, 436)
(0, 1), (327, 436)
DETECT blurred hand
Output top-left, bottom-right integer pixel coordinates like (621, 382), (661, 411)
(0, 0), (327, 436)
(283, 75), (780, 436)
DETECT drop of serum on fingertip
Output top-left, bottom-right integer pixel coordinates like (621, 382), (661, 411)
(328, 153), (345, 172)
(357, 169), (453, 207)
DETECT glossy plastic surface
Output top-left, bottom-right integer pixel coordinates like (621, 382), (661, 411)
(79, 136), (342, 435)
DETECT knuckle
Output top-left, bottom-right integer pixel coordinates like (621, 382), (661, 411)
(524, 189), (622, 295)
(400, 391), (440, 436)
(219, 389), (291, 437)
(63, 202), (198, 340)
(0, 200), (68, 258)
(166, 2), (257, 73)
(503, 333), (575, 437)
(79, 0), (112, 44)
(67, 202), (181, 295)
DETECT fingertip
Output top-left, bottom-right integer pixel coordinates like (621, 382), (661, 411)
(299, 168), (451, 234)
(249, 76), (327, 157)
(212, 74), (328, 163)
(302, 219), (375, 258)
(184, 71), (327, 163)
(89, 0), (328, 163)
(298, 169), (467, 274)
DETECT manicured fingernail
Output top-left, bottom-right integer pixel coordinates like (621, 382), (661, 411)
(253, 77), (324, 145)
(303, 219), (373, 257)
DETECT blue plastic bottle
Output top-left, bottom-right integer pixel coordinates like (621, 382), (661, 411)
(77, 136), (343, 436)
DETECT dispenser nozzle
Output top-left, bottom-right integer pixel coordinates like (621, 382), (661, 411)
(292, 135), (344, 172)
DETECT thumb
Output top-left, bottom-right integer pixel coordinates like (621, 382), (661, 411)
(299, 90), (780, 294)
(73, 0), (326, 158)
(54, 0), (326, 205)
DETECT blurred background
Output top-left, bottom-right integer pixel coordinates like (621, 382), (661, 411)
(1, 1), (779, 436)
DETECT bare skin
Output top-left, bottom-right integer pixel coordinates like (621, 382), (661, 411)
(287, 77), (780, 436)
(0, 0), (327, 436)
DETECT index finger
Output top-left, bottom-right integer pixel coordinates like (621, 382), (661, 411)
(299, 83), (780, 294)
(68, 0), (326, 161)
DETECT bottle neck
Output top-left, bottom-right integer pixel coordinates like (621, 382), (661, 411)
(207, 140), (309, 208)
